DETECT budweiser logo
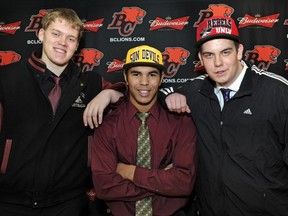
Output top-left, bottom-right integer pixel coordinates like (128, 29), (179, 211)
(238, 14), (279, 28)
(83, 19), (104, 32)
(0, 21), (21, 34)
(106, 59), (124, 72)
(149, 16), (189, 30)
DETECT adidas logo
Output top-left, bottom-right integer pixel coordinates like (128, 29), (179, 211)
(243, 108), (252, 115)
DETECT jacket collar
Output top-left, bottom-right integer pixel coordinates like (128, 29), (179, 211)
(27, 51), (82, 79)
(199, 61), (253, 100)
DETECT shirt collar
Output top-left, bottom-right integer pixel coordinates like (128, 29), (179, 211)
(215, 60), (248, 94)
(42, 64), (70, 83)
(126, 99), (161, 123)
(29, 51), (73, 76)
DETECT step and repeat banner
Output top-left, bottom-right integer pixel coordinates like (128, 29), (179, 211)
(1, 0), (287, 214)
(1, 0), (287, 87)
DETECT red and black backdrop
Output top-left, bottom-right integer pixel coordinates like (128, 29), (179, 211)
(1, 0), (287, 88)
(0, 0), (287, 214)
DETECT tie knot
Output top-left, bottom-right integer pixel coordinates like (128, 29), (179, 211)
(220, 88), (232, 103)
(52, 76), (61, 85)
(137, 112), (150, 124)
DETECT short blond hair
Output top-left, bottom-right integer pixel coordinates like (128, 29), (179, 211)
(41, 8), (84, 41)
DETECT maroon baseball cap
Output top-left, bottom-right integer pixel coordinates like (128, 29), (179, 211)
(195, 16), (240, 48)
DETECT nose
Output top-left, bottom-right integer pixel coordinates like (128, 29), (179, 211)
(140, 75), (149, 85)
(58, 35), (67, 46)
(214, 55), (223, 67)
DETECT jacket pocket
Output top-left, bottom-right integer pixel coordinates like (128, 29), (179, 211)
(1, 139), (12, 174)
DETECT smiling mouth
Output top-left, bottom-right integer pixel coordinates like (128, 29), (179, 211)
(139, 89), (150, 96)
(54, 48), (66, 54)
(215, 69), (226, 75)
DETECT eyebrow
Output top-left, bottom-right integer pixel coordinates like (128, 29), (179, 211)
(201, 47), (233, 54)
(50, 29), (78, 39)
(130, 69), (160, 74)
(221, 47), (233, 52)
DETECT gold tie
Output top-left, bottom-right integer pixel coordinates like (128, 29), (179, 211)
(135, 112), (152, 216)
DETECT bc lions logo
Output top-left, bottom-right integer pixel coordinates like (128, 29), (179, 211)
(194, 4), (234, 27)
(245, 45), (281, 70)
(108, 7), (146, 36)
(73, 48), (104, 72)
(25, 9), (49, 36)
(162, 47), (190, 78)
(0, 51), (21, 66)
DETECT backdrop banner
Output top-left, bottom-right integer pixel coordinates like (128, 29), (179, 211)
(1, 0), (287, 88)
(1, 0), (287, 215)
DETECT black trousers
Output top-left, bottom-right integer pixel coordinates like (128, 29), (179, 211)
(0, 194), (89, 216)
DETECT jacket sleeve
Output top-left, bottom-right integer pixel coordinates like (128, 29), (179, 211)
(0, 80), (3, 131)
(101, 77), (127, 107)
(0, 102), (2, 131)
(158, 79), (197, 109)
(284, 113), (288, 166)
(133, 114), (197, 196)
(102, 77), (126, 92)
(0, 76), (2, 131)
(91, 122), (153, 201)
(282, 95), (288, 166)
(158, 86), (175, 109)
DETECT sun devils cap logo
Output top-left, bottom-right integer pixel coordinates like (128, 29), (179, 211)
(195, 16), (240, 48)
(123, 45), (164, 71)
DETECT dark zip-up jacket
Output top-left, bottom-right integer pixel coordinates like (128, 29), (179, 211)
(0, 53), (117, 208)
(160, 64), (288, 216)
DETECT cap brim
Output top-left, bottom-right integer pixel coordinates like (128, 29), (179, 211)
(195, 34), (240, 48)
(123, 62), (164, 71)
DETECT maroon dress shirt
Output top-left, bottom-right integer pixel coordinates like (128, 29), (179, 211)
(92, 100), (197, 216)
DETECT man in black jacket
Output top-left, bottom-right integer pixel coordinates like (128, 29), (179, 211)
(160, 16), (288, 216)
(0, 8), (123, 216)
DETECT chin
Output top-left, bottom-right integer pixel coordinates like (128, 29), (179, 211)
(137, 97), (154, 105)
(54, 61), (69, 67)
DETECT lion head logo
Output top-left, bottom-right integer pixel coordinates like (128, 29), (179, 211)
(0, 51), (21, 66)
(208, 4), (234, 17)
(245, 45), (281, 70)
(162, 47), (190, 78)
(194, 4), (234, 27)
(73, 48), (104, 72)
(120, 7), (146, 23)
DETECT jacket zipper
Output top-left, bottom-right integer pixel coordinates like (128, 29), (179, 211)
(219, 113), (227, 215)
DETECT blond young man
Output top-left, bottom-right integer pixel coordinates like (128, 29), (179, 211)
(0, 8), (123, 216)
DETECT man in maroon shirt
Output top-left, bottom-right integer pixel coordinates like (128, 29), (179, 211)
(91, 45), (197, 216)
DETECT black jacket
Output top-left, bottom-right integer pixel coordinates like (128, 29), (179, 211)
(0, 53), (104, 208)
(160, 63), (288, 216)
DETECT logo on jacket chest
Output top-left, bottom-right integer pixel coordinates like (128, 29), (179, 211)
(72, 92), (86, 108)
